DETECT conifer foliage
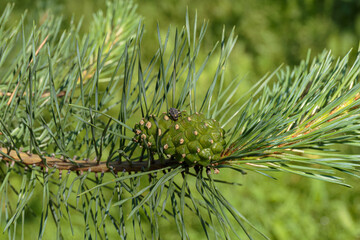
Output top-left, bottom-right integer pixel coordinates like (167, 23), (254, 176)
(0, 1), (359, 239)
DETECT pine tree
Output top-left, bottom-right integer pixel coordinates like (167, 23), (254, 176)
(1, 1), (359, 239)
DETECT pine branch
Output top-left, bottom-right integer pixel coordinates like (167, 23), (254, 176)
(0, 147), (178, 172)
(1, 1), (360, 239)
(218, 49), (360, 185)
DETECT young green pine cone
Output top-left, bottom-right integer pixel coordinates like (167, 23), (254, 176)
(133, 110), (226, 166)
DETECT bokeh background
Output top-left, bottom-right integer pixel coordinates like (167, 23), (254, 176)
(1, 0), (360, 239)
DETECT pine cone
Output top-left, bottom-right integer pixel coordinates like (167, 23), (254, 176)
(133, 109), (226, 166)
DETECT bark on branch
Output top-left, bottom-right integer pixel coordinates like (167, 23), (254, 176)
(0, 148), (179, 173)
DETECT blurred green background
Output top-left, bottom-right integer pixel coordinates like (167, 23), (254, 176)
(1, 0), (360, 239)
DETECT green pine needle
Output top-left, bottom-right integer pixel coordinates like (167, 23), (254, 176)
(0, 1), (359, 239)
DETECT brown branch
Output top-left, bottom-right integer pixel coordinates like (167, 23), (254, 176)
(0, 148), (179, 173)
(0, 90), (67, 98)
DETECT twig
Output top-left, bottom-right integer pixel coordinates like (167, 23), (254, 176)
(0, 148), (179, 173)
(0, 90), (66, 98)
